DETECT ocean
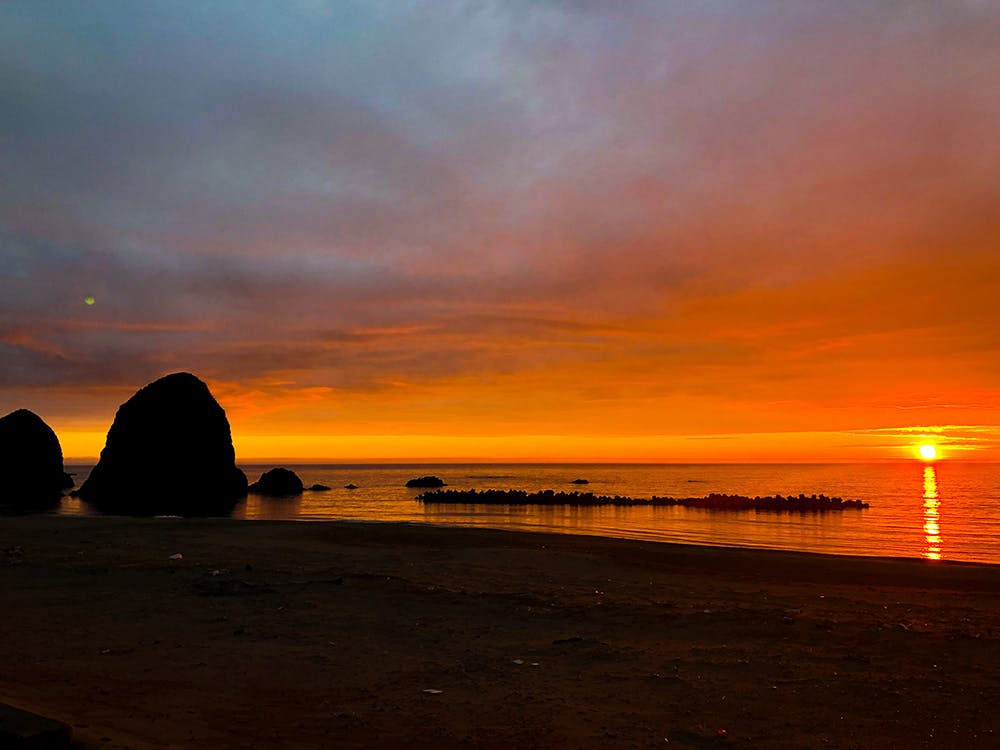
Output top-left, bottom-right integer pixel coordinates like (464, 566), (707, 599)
(58, 462), (1000, 565)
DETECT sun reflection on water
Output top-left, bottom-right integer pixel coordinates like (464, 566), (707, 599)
(922, 465), (941, 560)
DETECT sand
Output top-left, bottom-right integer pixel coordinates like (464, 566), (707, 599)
(1, 516), (997, 749)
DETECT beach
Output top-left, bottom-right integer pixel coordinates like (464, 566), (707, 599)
(1, 517), (997, 749)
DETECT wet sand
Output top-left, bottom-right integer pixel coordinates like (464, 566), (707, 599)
(1, 516), (997, 749)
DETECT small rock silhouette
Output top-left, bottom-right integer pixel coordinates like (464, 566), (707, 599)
(405, 476), (446, 488)
(248, 468), (304, 496)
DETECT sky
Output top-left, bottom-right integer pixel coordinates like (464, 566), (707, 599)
(2, 0), (1000, 462)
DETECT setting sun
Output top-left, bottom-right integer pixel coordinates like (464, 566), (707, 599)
(918, 444), (938, 461)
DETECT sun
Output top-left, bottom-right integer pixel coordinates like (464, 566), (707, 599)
(918, 444), (937, 461)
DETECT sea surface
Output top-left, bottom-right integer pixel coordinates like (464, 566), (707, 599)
(59, 462), (1000, 565)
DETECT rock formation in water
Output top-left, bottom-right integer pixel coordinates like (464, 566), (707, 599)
(306, 483), (331, 492)
(0, 409), (72, 511)
(405, 475), (446, 488)
(248, 468), (305, 496)
(77, 372), (248, 515)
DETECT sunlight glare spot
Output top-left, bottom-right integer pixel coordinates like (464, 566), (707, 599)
(922, 465), (942, 561)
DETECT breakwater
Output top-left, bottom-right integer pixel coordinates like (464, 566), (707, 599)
(417, 489), (868, 510)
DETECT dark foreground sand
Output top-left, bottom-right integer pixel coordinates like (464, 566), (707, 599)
(1, 517), (998, 749)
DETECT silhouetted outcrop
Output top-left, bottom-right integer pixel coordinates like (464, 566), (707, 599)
(306, 483), (331, 492)
(249, 468), (304, 496)
(0, 409), (69, 511)
(77, 373), (248, 515)
(406, 475), (446, 488)
(345, 483), (358, 490)
(418, 488), (869, 511)
(571, 478), (589, 484)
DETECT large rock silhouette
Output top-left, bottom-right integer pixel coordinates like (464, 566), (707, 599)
(0, 409), (72, 511)
(78, 373), (248, 515)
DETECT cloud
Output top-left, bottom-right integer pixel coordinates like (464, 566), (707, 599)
(2, 1), (999, 452)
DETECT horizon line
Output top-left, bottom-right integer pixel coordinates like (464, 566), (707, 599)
(62, 457), (993, 465)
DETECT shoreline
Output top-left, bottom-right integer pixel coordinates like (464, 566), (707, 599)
(44, 510), (1000, 568)
(3, 516), (998, 748)
(56, 461), (1000, 565)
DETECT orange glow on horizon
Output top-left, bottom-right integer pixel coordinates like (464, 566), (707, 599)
(45, 383), (1000, 465)
(53, 425), (999, 464)
(918, 444), (938, 461)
